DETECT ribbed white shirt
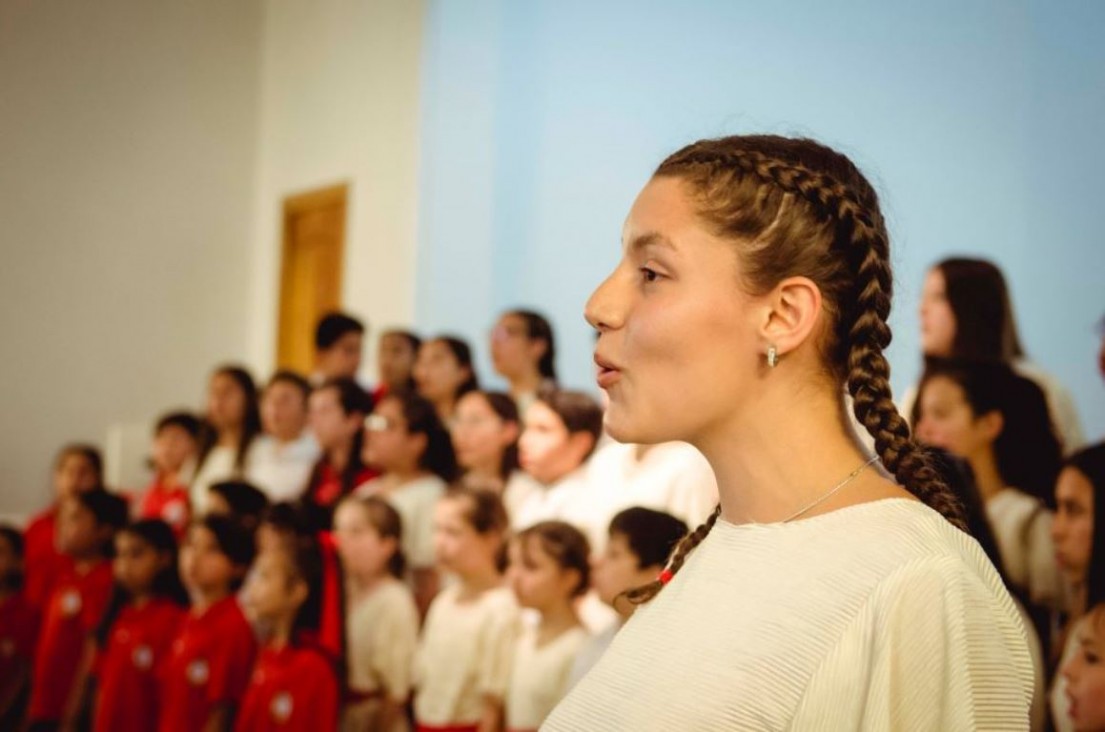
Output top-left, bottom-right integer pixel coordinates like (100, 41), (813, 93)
(544, 498), (1034, 731)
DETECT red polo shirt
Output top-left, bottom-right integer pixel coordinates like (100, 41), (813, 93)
(27, 559), (114, 722)
(137, 478), (191, 538)
(23, 507), (68, 612)
(0, 592), (38, 690)
(234, 644), (338, 731)
(93, 598), (186, 732)
(159, 596), (257, 731)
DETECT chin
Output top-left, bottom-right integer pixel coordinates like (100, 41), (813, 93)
(603, 406), (672, 446)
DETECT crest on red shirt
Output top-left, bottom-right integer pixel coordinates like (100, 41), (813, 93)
(163, 501), (186, 525)
(60, 589), (82, 616)
(270, 691), (293, 722)
(187, 659), (210, 686)
(132, 644), (154, 669)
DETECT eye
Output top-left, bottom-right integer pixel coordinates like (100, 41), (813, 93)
(640, 267), (661, 284)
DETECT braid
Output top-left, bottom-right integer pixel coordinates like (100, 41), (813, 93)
(658, 137), (966, 531)
(621, 504), (721, 606)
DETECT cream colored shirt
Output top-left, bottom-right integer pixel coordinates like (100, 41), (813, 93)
(545, 499), (1034, 731)
(190, 444), (248, 514)
(506, 625), (589, 731)
(514, 469), (602, 551)
(987, 487), (1063, 609)
(414, 585), (521, 726)
(343, 578), (420, 732)
(246, 432), (319, 503)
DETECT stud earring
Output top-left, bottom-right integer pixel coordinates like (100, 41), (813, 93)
(767, 345), (778, 368)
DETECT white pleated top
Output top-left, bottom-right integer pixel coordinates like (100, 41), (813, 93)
(543, 498), (1034, 731)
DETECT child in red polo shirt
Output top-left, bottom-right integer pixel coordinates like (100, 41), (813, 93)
(160, 515), (257, 731)
(0, 526), (37, 728)
(235, 535), (340, 731)
(137, 412), (201, 537)
(27, 489), (127, 727)
(23, 444), (103, 612)
(91, 519), (188, 732)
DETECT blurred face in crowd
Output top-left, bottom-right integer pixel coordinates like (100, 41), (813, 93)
(262, 380), (309, 442)
(914, 376), (1001, 464)
(114, 531), (167, 597)
(592, 532), (656, 612)
(362, 396), (424, 474)
(55, 497), (104, 558)
(413, 340), (471, 405)
(54, 450), (100, 501)
(490, 314), (542, 381)
(179, 525), (238, 597)
(332, 500), (396, 580)
(1053, 466), (1095, 586)
(507, 535), (579, 613)
(309, 386), (361, 452)
(243, 549), (305, 625)
(378, 333), (417, 390)
(452, 392), (517, 477)
(919, 268), (956, 357)
(519, 401), (593, 485)
(432, 495), (498, 577)
(152, 424), (197, 475)
(1063, 609), (1105, 731)
(319, 331), (363, 380)
(206, 372), (248, 432)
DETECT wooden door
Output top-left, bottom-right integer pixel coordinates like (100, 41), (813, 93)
(276, 183), (348, 373)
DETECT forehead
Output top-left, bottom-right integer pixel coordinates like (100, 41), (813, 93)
(920, 375), (965, 402)
(1057, 466), (1094, 503)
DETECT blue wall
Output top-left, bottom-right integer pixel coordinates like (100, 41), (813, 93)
(416, 0), (1105, 439)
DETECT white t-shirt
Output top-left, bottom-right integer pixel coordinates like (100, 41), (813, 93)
(565, 618), (622, 690)
(190, 444), (250, 514)
(506, 624), (589, 731)
(987, 487), (1063, 609)
(246, 432), (320, 503)
(586, 440), (718, 530)
(414, 585), (520, 726)
(343, 577), (420, 732)
(545, 498), (1034, 731)
(513, 469), (603, 552)
(357, 475), (446, 569)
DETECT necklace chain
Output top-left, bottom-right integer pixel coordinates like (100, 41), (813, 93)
(781, 456), (880, 523)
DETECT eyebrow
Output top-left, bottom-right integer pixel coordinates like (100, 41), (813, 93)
(626, 231), (676, 255)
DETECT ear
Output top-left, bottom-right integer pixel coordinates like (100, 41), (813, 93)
(567, 432), (596, 465)
(501, 420), (520, 446)
(526, 338), (548, 363)
(758, 276), (823, 361)
(407, 431), (429, 460)
(976, 410), (1004, 442)
(289, 576), (309, 608)
(559, 566), (583, 597)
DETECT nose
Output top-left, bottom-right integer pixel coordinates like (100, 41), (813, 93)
(584, 271), (624, 332)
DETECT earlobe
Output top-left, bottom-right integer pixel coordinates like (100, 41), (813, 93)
(762, 277), (823, 358)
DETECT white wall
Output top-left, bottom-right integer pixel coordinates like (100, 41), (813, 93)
(245, 0), (426, 382)
(0, 0), (263, 518)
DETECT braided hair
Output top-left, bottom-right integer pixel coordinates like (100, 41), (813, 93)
(627, 135), (965, 604)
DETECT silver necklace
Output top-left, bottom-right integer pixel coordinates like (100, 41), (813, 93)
(782, 456), (880, 523)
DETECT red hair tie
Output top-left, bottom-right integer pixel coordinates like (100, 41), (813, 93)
(658, 569), (673, 585)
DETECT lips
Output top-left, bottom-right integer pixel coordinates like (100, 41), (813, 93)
(594, 353), (622, 389)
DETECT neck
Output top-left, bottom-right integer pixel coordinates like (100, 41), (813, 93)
(968, 451), (1006, 501)
(386, 464), (427, 486)
(349, 569), (389, 600)
(467, 462), (504, 488)
(328, 438), (354, 473)
(510, 371), (542, 399)
(695, 381), (884, 524)
(268, 616), (294, 649)
(158, 469), (184, 487)
(434, 397), (456, 424)
(72, 554), (102, 573)
(218, 426), (242, 447)
(192, 587), (230, 614)
(275, 429), (302, 446)
(130, 591), (152, 608)
(458, 565), (501, 596)
(538, 601), (579, 635)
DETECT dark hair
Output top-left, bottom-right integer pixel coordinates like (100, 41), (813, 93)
(0, 525), (24, 590)
(315, 312), (366, 350)
(609, 507), (689, 569)
(266, 370), (312, 403)
(463, 391), (521, 481)
(74, 489), (129, 557)
(386, 390), (459, 482)
(505, 309), (558, 382)
(933, 258), (1025, 360)
(428, 335), (480, 397)
(94, 519), (189, 647)
(626, 135), (964, 603)
(260, 502), (312, 542)
(196, 365), (262, 472)
(209, 480), (269, 530)
(1065, 443), (1105, 609)
(446, 487), (509, 535)
(277, 533), (328, 637)
(382, 329), (423, 355)
(55, 444), (104, 485)
(195, 514), (256, 588)
(303, 378), (375, 516)
(534, 388), (604, 460)
(517, 521), (591, 598)
(341, 496), (406, 579)
(155, 411), (202, 441)
(915, 358), (1062, 508)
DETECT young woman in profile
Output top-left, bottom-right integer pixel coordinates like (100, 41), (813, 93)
(544, 135), (1034, 730)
